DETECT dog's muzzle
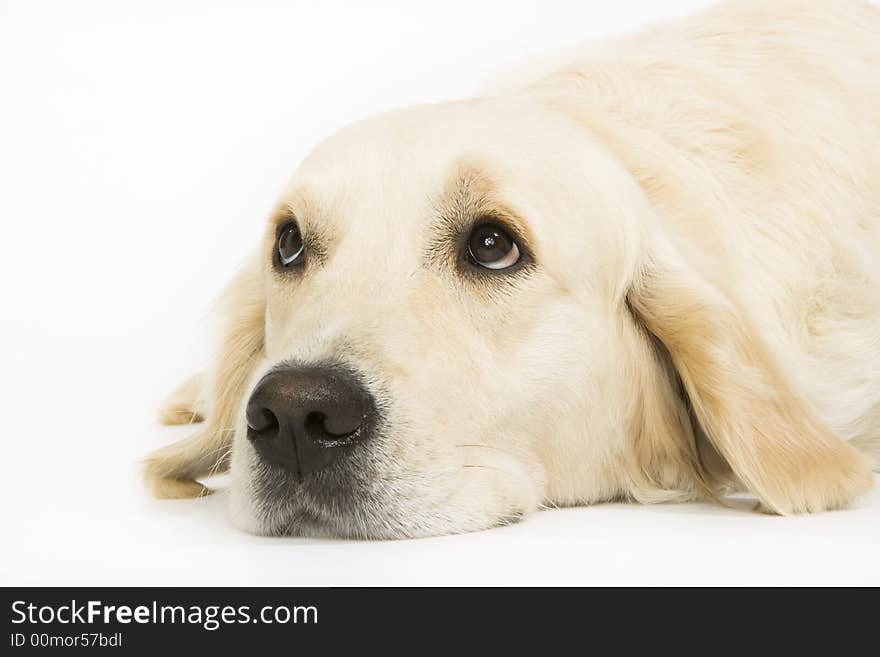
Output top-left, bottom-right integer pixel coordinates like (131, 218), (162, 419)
(245, 365), (376, 480)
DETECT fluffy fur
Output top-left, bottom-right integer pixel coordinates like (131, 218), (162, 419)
(145, 0), (880, 537)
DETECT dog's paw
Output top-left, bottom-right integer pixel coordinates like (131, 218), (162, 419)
(145, 473), (212, 499)
(758, 447), (874, 515)
(143, 452), (212, 499)
(142, 433), (218, 499)
(158, 374), (206, 426)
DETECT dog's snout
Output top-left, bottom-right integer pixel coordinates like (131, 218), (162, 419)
(246, 365), (374, 479)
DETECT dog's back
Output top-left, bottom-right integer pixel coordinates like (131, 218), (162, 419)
(522, 0), (880, 446)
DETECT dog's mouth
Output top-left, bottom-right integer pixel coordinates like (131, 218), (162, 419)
(238, 443), (535, 539)
(235, 395), (539, 538)
(244, 440), (400, 538)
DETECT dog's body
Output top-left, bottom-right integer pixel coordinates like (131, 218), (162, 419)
(533, 0), (880, 448)
(146, 0), (880, 538)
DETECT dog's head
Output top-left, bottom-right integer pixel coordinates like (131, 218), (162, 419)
(233, 98), (655, 537)
(147, 96), (871, 537)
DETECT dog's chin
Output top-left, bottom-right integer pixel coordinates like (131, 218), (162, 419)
(229, 469), (527, 540)
(230, 483), (520, 540)
(228, 436), (542, 539)
(236, 502), (523, 540)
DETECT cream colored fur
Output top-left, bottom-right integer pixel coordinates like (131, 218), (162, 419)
(145, 0), (880, 537)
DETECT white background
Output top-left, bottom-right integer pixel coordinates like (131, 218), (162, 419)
(2, 0), (878, 586)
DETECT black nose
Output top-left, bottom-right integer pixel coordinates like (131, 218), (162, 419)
(245, 365), (374, 480)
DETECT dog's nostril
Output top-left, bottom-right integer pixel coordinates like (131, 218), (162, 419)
(304, 411), (326, 439)
(247, 407), (280, 437)
(304, 410), (360, 444)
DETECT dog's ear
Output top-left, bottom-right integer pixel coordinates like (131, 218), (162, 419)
(626, 237), (872, 514)
(144, 257), (265, 498)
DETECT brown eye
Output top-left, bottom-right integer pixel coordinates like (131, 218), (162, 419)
(466, 223), (521, 270)
(277, 221), (304, 266)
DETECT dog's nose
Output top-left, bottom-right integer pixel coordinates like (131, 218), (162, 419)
(245, 365), (374, 479)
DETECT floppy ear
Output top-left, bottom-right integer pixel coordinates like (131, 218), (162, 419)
(143, 257), (266, 498)
(627, 238), (873, 514)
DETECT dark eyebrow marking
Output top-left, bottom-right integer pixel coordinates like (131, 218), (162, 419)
(426, 161), (537, 284)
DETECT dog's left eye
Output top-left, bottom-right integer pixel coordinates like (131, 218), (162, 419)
(466, 223), (521, 270)
(277, 221), (304, 266)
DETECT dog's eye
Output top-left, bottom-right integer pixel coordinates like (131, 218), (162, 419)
(466, 223), (520, 270)
(277, 221), (304, 266)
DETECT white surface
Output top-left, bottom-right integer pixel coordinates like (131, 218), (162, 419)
(2, 0), (879, 586)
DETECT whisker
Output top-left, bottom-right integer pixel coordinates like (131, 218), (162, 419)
(456, 443), (507, 450)
(456, 443), (519, 458)
(190, 440), (235, 459)
(494, 510), (525, 527)
(462, 463), (521, 479)
(208, 447), (232, 478)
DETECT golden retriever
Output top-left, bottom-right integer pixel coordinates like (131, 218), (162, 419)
(144, 0), (880, 538)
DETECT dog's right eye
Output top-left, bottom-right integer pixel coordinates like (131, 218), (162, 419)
(277, 221), (304, 267)
(466, 223), (521, 270)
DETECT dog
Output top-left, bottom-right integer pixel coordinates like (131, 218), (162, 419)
(144, 0), (880, 538)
